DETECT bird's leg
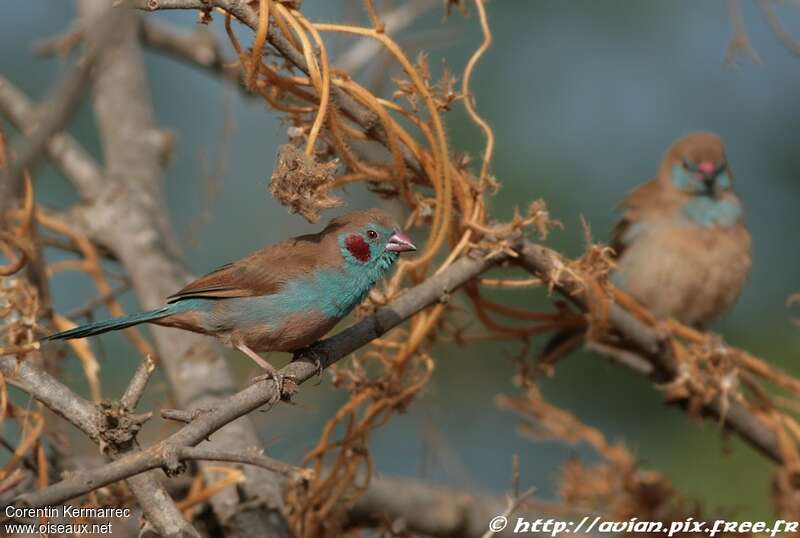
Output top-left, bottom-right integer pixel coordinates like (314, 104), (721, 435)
(234, 342), (285, 394)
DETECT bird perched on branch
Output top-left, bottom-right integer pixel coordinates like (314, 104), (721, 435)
(611, 131), (751, 326)
(46, 209), (416, 391)
(542, 132), (750, 362)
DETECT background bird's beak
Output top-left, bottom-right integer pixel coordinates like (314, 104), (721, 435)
(386, 230), (416, 252)
(697, 160), (716, 176)
(696, 160), (719, 195)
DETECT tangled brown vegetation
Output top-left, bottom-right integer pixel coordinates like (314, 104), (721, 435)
(2, 1), (800, 537)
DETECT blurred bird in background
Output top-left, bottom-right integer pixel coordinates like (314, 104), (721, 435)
(543, 132), (751, 360)
(611, 131), (751, 327)
(45, 209), (416, 390)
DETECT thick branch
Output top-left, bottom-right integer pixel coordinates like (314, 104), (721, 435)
(15, 248), (508, 508)
(125, 0), (375, 127)
(34, 1), (285, 534)
(1, 345), (194, 537)
(348, 474), (548, 538)
(0, 77), (105, 198)
(61, 3), (192, 535)
(14, 446), (300, 510)
(515, 240), (781, 463)
(0, 11), (119, 211)
(5, 235), (785, 525)
(1, 48), (283, 538)
(0, 358), (104, 440)
(140, 19), (240, 83)
(125, 0), (425, 178)
(4, 1), (785, 531)
(0, 355), (188, 537)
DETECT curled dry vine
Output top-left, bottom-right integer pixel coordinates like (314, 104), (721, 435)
(2, 0), (800, 536)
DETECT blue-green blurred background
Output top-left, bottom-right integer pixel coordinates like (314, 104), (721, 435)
(3, 0), (800, 519)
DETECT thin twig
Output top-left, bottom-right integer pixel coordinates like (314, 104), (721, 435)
(64, 281), (132, 320)
(0, 77), (105, 199)
(758, 0), (800, 56)
(724, 0), (762, 64)
(120, 354), (156, 410)
(14, 248), (508, 508)
(336, 0), (438, 73)
(515, 241), (782, 463)
(0, 8), (123, 209)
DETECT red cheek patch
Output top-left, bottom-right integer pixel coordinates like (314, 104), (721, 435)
(345, 234), (371, 262)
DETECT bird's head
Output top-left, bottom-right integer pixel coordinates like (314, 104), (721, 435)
(661, 132), (733, 199)
(327, 209), (416, 270)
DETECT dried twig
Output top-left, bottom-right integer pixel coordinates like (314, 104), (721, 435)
(514, 241), (783, 463)
(13, 248), (506, 508)
(725, 0), (762, 64)
(0, 8), (123, 211)
(0, 76), (105, 198)
(758, 0), (800, 56)
(4, 0), (799, 532)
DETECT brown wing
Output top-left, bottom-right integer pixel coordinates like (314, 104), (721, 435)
(610, 179), (664, 259)
(167, 231), (339, 302)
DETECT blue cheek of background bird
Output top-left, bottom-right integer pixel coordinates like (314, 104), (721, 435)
(611, 131), (751, 327)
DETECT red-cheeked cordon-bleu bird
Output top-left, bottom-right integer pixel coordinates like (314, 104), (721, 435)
(46, 209), (416, 391)
(611, 131), (751, 326)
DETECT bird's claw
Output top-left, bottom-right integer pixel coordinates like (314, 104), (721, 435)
(251, 370), (283, 393)
(250, 370), (298, 399)
(293, 346), (325, 378)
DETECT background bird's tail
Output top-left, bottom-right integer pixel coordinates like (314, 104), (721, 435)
(45, 305), (178, 340)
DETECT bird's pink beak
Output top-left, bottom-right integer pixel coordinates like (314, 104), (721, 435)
(386, 230), (416, 252)
(697, 160), (716, 175)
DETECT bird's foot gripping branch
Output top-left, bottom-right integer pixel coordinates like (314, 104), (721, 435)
(3, 1), (800, 536)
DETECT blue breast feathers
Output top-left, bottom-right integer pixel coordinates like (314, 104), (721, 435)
(681, 197), (742, 228)
(210, 253), (398, 328)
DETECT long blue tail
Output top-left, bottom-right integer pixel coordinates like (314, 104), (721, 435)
(46, 305), (179, 340)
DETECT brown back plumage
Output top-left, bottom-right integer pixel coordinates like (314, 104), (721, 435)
(167, 209), (399, 302)
(609, 132), (751, 326)
(610, 179), (675, 259)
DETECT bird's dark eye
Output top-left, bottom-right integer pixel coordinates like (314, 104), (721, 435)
(367, 230), (378, 240)
(682, 159), (691, 170)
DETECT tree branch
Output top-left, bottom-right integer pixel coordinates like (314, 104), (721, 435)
(0, 10), (123, 213)
(348, 474), (548, 538)
(13, 446), (301, 511)
(336, 0), (438, 73)
(758, 0), (800, 56)
(14, 248), (509, 509)
(0, 349), (195, 536)
(123, 0), (425, 179)
(515, 240), (781, 463)
(0, 40), (285, 538)
(139, 18), (239, 82)
(0, 358), (104, 441)
(3, 1), (790, 532)
(0, 76), (105, 199)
